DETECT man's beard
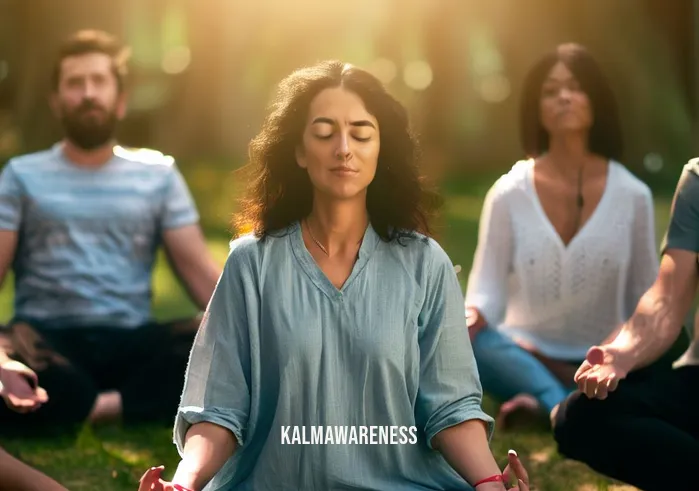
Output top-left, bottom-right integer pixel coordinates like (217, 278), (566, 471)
(59, 100), (119, 150)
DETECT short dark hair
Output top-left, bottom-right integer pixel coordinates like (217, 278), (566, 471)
(520, 43), (623, 161)
(51, 29), (130, 92)
(234, 60), (441, 241)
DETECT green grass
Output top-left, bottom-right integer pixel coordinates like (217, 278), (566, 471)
(1, 179), (672, 491)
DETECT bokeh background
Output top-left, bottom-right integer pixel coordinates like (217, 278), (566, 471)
(1, 0), (698, 189)
(0, 1), (696, 489)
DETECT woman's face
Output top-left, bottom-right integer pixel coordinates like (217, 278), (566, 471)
(296, 87), (380, 201)
(539, 61), (593, 136)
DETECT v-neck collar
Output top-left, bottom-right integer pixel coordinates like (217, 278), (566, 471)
(289, 220), (380, 300)
(526, 159), (616, 252)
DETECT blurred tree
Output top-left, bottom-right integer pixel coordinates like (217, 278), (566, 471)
(154, 0), (227, 159)
(0, 0), (694, 195)
(419, 0), (458, 182)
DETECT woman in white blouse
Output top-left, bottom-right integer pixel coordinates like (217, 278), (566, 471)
(465, 43), (659, 428)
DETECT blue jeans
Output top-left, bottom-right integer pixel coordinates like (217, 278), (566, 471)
(471, 327), (578, 413)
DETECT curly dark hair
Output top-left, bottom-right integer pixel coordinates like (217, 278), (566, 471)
(233, 60), (441, 242)
(520, 43), (623, 161)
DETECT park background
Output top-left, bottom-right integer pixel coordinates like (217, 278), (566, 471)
(0, 0), (697, 489)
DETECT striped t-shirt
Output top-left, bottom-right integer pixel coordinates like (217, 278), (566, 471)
(0, 142), (200, 329)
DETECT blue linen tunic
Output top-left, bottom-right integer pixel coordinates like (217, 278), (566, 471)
(174, 221), (493, 490)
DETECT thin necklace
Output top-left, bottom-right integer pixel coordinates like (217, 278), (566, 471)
(303, 218), (363, 257)
(305, 219), (329, 256)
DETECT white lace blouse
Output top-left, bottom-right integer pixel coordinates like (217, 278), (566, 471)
(465, 159), (659, 360)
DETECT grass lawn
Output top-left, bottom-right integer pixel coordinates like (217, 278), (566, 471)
(0, 178), (673, 491)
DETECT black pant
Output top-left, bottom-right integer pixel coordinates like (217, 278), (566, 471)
(0, 319), (199, 437)
(553, 335), (699, 491)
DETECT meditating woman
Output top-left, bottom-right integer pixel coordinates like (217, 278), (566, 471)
(465, 43), (659, 429)
(139, 60), (529, 490)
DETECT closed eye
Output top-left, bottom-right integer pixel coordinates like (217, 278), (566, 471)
(313, 133), (372, 142)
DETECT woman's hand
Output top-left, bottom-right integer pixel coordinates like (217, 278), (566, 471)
(138, 421), (236, 491)
(138, 466), (193, 491)
(466, 307), (487, 341)
(502, 450), (529, 489)
(475, 450), (530, 490)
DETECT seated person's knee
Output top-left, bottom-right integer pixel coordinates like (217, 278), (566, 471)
(552, 391), (595, 458)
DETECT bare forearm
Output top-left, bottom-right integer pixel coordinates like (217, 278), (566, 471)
(600, 323), (624, 346)
(183, 262), (220, 311)
(172, 255), (221, 311)
(431, 420), (504, 490)
(0, 447), (68, 491)
(610, 289), (686, 371)
(607, 249), (699, 372)
(172, 422), (238, 490)
(162, 225), (223, 311)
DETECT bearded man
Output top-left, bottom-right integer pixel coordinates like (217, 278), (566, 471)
(0, 30), (221, 435)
